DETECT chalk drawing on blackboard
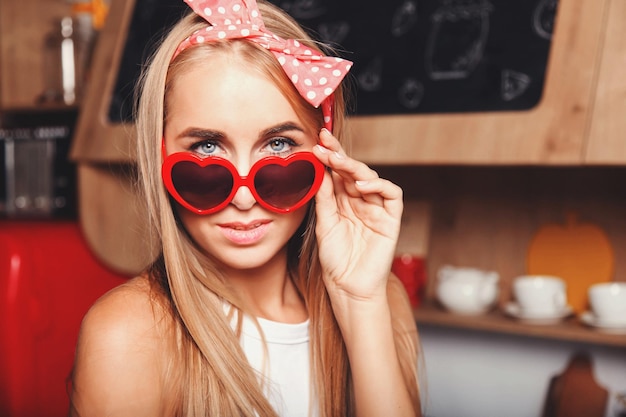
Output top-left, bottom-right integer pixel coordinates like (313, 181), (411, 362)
(276, 0), (327, 19)
(357, 56), (384, 92)
(425, 0), (493, 80)
(533, 0), (558, 40)
(501, 69), (531, 102)
(391, 1), (419, 37)
(317, 21), (350, 45)
(398, 78), (425, 109)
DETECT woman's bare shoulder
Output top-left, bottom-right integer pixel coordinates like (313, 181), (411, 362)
(78, 275), (175, 362)
(87, 275), (162, 318)
(79, 276), (168, 339)
(71, 275), (174, 416)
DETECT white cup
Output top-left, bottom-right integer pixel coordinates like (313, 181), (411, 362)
(513, 275), (567, 317)
(436, 266), (500, 315)
(588, 283), (626, 324)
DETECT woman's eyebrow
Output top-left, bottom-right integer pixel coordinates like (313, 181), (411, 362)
(177, 127), (225, 141)
(260, 122), (305, 137)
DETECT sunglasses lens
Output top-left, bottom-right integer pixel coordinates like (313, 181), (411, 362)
(171, 161), (233, 210)
(254, 160), (316, 209)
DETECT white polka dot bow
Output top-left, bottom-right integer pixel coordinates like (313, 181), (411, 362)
(174, 0), (353, 130)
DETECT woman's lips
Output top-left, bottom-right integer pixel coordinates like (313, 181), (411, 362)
(218, 220), (271, 245)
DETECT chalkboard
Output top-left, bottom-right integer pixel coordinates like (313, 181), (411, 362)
(108, 0), (188, 123)
(108, 0), (559, 122)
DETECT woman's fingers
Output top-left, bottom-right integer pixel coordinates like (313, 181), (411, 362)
(314, 168), (339, 225)
(314, 129), (384, 205)
(354, 177), (404, 219)
(316, 129), (377, 181)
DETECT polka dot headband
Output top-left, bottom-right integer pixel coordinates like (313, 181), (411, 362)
(174, 0), (353, 131)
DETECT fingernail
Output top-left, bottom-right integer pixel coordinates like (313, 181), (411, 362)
(320, 128), (330, 135)
(356, 180), (369, 186)
(315, 144), (329, 153)
(334, 151), (345, 159)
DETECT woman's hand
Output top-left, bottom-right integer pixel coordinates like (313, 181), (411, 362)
(313, 130), (420, 417)
(312, 128), (404, 303)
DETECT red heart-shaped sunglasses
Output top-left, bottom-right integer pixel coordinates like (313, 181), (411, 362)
(162, 151), (325, 214)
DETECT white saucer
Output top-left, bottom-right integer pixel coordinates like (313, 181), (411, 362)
(504, 302), (573, 324)
(580, 311), (626, 334)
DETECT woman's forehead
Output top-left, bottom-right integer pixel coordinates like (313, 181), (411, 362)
(165, 58), (309, 137)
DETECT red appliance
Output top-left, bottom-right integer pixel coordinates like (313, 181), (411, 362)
(392, 254), (427, 308)
(0, 221), (129, 417)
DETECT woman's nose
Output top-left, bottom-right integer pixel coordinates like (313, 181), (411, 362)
(230, 160), (257, 211)
(230, 183), (257, 211)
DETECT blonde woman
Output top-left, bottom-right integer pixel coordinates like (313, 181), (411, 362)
(69, 0), (422, 416)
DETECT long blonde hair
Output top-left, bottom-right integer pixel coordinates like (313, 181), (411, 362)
(135, 2), (418, 416)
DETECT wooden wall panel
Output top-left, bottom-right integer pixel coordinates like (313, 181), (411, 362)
(585, 0), (626, 163)
(376, 165), (626, 307)
(0, 0), (72, 108)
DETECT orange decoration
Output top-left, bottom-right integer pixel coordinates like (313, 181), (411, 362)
(527, 213), (614, 313)
(72, 0), (110, 30)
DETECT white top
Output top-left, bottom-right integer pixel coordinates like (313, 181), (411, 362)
(237, 313), (315, 417)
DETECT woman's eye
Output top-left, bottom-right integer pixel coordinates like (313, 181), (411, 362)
(191, 140), (219, 156)
(265, 137), (298, 155)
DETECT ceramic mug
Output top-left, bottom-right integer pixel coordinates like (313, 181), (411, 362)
(392, 254), (427, 308)
(436, 265), (500, 315)
(513, 275), (567, 317)
(588, 282), (626, 324)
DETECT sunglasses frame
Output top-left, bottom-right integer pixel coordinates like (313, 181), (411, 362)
(162, 151), (325, 215)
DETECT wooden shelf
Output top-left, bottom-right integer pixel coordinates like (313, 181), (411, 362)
(414, 302), (626, 348)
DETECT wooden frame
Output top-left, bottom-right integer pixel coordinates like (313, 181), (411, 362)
(348, 0), (610, 165)
(70, 0), (136, 163)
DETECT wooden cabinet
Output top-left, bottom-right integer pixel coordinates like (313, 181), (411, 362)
(349, 0), (618, 165)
